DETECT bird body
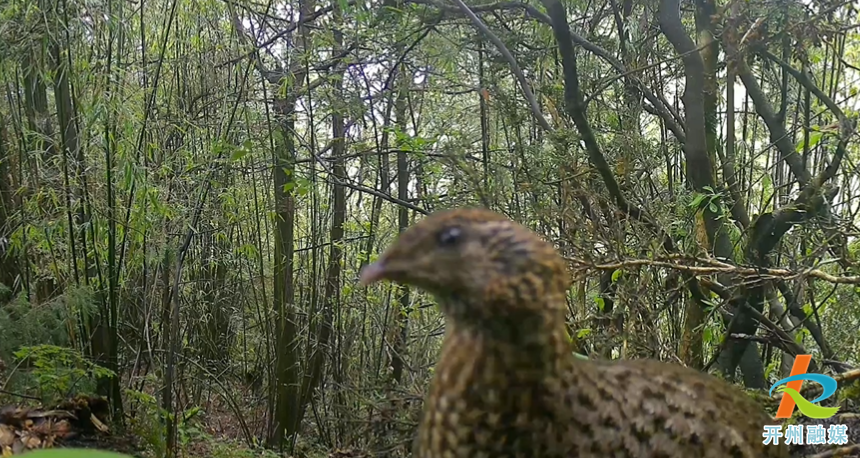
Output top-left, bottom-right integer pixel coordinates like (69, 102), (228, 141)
(360, 208), (789, 458)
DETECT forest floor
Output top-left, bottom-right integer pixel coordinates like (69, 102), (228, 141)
(0, 393), (857, 457)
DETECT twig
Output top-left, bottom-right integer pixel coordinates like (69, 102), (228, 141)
(566, 256), (860, 285)
(0, 389), (42, 401)
(449, 0), (552, 131)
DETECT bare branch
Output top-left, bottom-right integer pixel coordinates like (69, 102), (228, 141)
(407, 0), (687, 142)
(723, 33), (812, 185)
(450, 0), (552, 131)
(567, 255), (860, 285)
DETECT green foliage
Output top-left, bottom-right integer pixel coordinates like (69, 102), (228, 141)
(795, 130), (823, 153)
(760, 174), (774, 210)
(12, 345), (115, 404)
(125, 386), (205, 457)
(838, 380), (860, 404)
(848, 239), (860, 258)
(16, 449), (133, 457)
(227, 140), (253, 162)
(0, 285), (96, 375)
(207, 441), (281, 458)
(177, 406), (206, 447)
(125, 387), (167, 458)
(688, 186), (724, 215)
(283, 175), (313, 197)
(0, 283), (11, 304)
(763, 353), (781, 381)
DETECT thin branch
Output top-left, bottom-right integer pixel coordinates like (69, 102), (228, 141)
(407, 0), (687, 140)
(310, 150), (429, 215)
(567, 255), (860, 285)
(219, 1), (357, 68)
(450, 0), (552, 131)
(760, 49), (850, 122)
(723, 30), (811, 185)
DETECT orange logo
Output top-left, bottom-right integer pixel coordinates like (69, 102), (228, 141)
(775, 354), (812, 418)
(772, 355), (838, 419)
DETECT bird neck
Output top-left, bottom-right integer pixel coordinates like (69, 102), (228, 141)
(440, 294), (573, 376)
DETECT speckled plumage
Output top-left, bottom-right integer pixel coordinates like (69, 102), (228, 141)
(360, 208), (789, 458)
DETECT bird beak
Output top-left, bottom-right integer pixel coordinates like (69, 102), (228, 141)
(359, 260), (388, 286)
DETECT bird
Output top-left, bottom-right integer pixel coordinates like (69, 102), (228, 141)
(359, 208), (789, 458)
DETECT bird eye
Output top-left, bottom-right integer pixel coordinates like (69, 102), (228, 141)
(437, 226), (462, 247)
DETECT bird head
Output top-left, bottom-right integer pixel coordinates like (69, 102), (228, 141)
(360, 208), (570, 325)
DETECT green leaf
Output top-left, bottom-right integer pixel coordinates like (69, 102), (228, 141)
(611, 269), (623, 282)
(122, 160), (134, 190)
(576, 328), (592, 339)
(295, 177), (312, 196)
(381, 5), (403, 15)
(231, 147), (248, 161)
(594, 297), (605, 311)
(796, 131), (823, 153)
(689, 193), (706, 208)
(708, 202), (718, 213)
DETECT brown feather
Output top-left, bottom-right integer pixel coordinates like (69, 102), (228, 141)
(361, 208), (789, 458)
